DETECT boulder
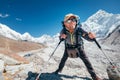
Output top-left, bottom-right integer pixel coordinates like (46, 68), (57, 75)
(107, 63), (120, 80)
(0, 60), (4, 80)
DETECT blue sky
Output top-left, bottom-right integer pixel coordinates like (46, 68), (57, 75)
(0, 0), (120, 37)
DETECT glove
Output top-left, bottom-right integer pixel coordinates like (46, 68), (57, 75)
(60, 38), (65, 41)
(88, 32), (96, 39)
(59, 34), (67, 41)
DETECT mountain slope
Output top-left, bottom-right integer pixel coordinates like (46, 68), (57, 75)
(82, 9), (120, 38)
(101, 25), (120, 52)
(0, 23), (34, 41)
(0, 35), (44, 63)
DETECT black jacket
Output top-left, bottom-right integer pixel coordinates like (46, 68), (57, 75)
(60, 26), (94, 48)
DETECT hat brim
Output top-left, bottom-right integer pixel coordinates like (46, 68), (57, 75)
(64, 16), (77, 21)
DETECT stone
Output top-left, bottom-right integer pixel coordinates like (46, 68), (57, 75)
(0, 60), (4, 80)
(107, 63), (120, 80)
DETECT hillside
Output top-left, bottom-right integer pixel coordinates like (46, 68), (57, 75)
(0, 35), (44, 64)
(101, 25), (120, 52)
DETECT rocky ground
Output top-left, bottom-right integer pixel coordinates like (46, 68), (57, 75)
(1, 40), (119, 80)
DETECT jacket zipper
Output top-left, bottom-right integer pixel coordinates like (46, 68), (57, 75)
(70, 33), (74, 45)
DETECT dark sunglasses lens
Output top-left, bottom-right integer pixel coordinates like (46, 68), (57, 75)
(71, 19), (76, 22)
(66, 19), (76, 23)
(66, 20), (71, 23)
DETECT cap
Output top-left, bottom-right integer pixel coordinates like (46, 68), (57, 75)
(64, 13), (79, 22)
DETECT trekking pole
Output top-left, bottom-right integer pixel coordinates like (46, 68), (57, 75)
(35, 40), (62, 80)
(48, 40), (63, 61)
(93, 38), (114, 66)
(87, 25), (115, 66)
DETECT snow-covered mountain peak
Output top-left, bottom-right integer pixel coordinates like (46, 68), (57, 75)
(82, 9), (120, 38)
(95, 9), (112, 16)
(87, 9), (113, 23)
(22, 32), (34, 41)
(0, 23), (34, 41)
(0, 23), (22, 40)
(22, 32), (30, 36)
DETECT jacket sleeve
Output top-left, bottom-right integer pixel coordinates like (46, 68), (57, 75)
(59, 28), (66, 40)
(77, 27), (94, 41)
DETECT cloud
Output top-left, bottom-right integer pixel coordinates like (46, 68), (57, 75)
(16, 18), (22, 21)
(0, 13), (9, 18)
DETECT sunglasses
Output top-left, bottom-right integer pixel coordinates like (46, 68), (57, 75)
(65, 18), (77, 23)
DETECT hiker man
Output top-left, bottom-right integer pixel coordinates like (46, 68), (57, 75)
(54, 13), (102, 80)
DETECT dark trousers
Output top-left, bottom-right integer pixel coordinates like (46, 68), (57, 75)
(56, 47), (97, 78)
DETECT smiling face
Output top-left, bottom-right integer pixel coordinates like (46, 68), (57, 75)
(64, 17), (77, 33)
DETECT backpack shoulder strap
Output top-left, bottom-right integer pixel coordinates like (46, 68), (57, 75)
(75, 25), (84, 46)
(76, 27), (79, 45)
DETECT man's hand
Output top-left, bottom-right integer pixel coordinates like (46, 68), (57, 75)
(60, 34), (67, 41)
(88, 32), (96, 39)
